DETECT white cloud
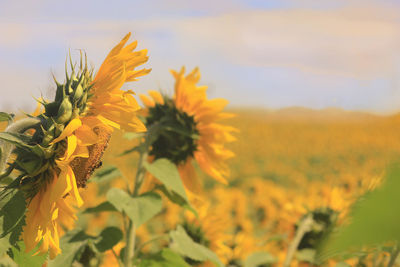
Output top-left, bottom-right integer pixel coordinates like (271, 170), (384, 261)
(1, 4), (400, 112)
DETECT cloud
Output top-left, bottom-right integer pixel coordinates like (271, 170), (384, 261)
(170, 6), (400, 78)
(0, 3), (400, 112)
(1, 5), (399, 79)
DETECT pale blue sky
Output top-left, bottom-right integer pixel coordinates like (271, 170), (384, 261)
(0, 0), (400, 113)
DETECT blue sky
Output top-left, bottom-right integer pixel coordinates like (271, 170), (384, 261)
(1, 0), (400, 113)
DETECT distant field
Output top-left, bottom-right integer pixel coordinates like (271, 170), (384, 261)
(224, 108), (400, 188)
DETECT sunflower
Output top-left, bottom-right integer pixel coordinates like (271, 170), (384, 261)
(181, 201), (231, 266)
(140, 67), (236, 193)
(0, 33), (149, 259)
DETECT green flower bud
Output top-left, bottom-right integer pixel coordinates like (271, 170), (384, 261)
(56, 97), (73, 124)
(78, 91), (88, 111)
(55, 84), (65, 102)
(73, 84), (84, 102)
(54, 123), (65, 137)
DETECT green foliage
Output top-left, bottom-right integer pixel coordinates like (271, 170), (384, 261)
(156, 185), (197, 216)
(83, 201), (117, 214)
(296, 249), (316, 264)
(169, 225), (224, 267)
(48, 230), (92, 267)
(8, 241), (47, 267)
(244, 251), (277, 267)
(0, 233), (11, 257)
(94, 227), (123, 252)
(0, 191), (26, 239)
(0, 112), (14, 124)
(138, 248), (190, 267)
(143, 159), (188, 202)
(0, 133), (33, 152)
(107, 189), (162, 228)
(319, 163), (400, 260)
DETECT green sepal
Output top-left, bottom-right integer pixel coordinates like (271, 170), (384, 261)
(15, 155), (43, 176)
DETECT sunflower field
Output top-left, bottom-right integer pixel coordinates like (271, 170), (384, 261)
(1, 34), (400, 267)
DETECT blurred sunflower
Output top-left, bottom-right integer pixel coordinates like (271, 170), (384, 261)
(140, 67), (236, 193)
(181, 201), (231, 266)
(1, 33), (149, 259)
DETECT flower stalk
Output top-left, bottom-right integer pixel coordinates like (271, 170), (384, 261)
(124, 148), (148, 267)
(0, 118), (40, 175)
(283, 214), (314, 267)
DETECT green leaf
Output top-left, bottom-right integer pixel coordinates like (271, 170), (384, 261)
(244, 251), (277, 267)
(156, 185), (197, 216)
(143, 159), (188, 202)
(107, 189), (162, 228)
(8, 241), (47, 267)
(48, 230), (92, 267)
(0, 191), (26, 238)
(319, 163), (400, 260)
(95, 227), (123, 252)
(91, 166), (121, 183)
(0, 234), (11, 256)
(0, 113), (14, 123)
(138, 249), (190, 267)
(0, 133), (32, 150)
(296, 249), (316, 263)
(83, 201), (117, 214)
(169, 225), (224, 267)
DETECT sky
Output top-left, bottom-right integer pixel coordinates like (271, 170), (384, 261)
(0, 0), (400, 113)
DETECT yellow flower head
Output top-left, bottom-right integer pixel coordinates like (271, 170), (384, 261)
(0, 33), (150, 259)
(140, 67), (236, 193)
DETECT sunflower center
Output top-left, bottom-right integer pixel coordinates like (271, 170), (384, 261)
(146, 98), (199, 165)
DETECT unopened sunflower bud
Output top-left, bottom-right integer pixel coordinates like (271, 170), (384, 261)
(42, 131), (55, 146)
(54, 123), (65, 137)
(56, 97), (73, 124)
(73, 84), (84, 101)
(44, 102), (60, 117)
(55, 84), (65, 102)
(78, 91), (88, 111)
(66, 82), (73, 95)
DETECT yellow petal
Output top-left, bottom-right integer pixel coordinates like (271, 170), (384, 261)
(51, 118), (82, 144)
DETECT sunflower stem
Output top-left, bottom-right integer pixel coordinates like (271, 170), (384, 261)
(111, 247), (124, 267)
(283, 214), (313, 267)
(0, 118), (40, 176)
(124, 149), (147, 267)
